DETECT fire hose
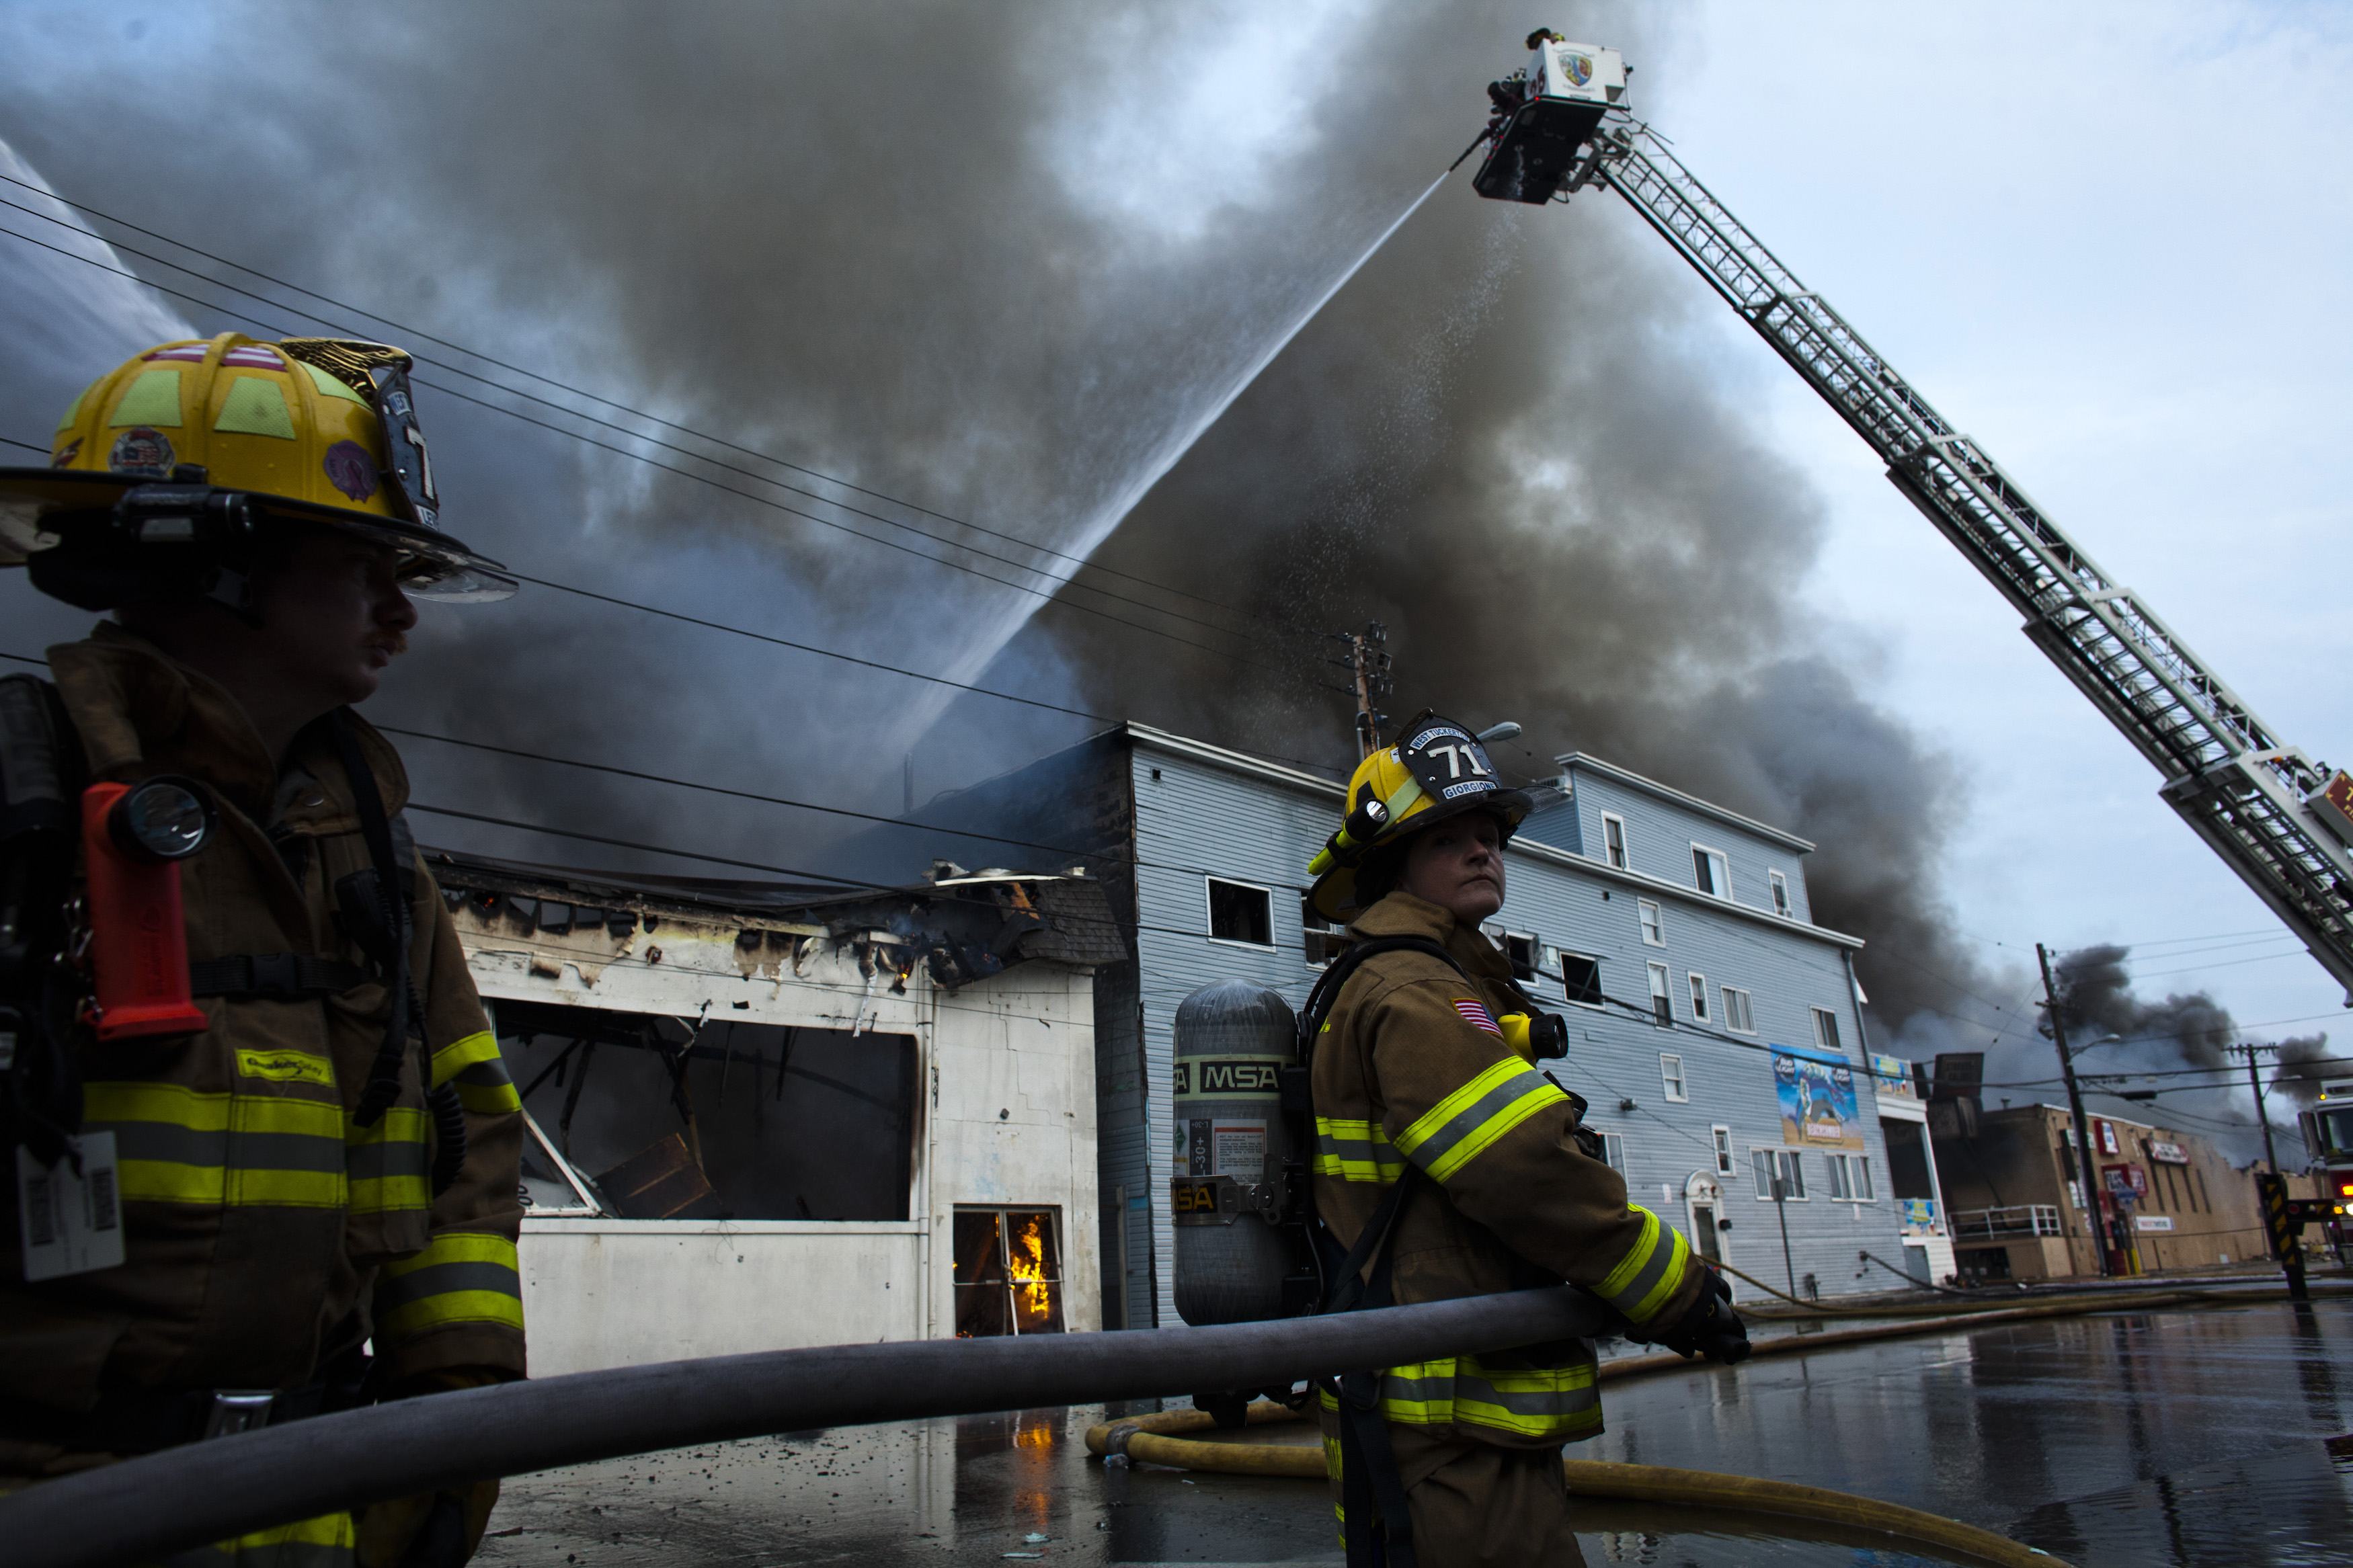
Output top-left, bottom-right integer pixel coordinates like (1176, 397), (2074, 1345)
(1087, 1403), (2070, 1568)
(0, 1285), (1616, 1568)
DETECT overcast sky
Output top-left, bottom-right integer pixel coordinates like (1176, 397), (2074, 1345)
(2, 2), (2346, 1148)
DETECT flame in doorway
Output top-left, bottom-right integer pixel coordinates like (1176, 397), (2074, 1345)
(1009, 1216), (1054, 1323)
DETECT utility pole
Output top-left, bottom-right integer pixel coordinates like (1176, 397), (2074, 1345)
(1771, 1173), (1797, 1298)
(1327, 622), (1394, 758)
(2037, 942), (2112, 1279)
(2232, 1042), (2282, 1173)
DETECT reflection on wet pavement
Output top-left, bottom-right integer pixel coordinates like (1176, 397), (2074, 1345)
(477, 1298), (2353, 1566)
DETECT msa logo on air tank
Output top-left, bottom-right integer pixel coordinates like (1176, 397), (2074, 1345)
(1173, 1058), (1282, 1097)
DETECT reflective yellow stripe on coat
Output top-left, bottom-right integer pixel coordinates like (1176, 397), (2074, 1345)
(346, 1107), (432, 1216)
(1392, 1059), (1568, 1185)
(376, 1231), (525, 1342)
(1312, 1116), (1403, 1184)
(1378, 1354), (1600, 1441)
(84, 1081), (346, 1208)
(430, 1029), (522, 1116)
(1593, 1205), (1691, 1327)
(167, 1509), (356, 1567)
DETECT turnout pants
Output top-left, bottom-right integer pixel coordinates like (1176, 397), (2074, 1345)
(1319, 1407), (1587, 1568)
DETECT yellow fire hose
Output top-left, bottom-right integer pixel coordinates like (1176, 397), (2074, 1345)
(1086, 1403), (2066, 1568)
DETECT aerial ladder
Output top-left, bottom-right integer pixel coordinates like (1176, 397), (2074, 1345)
(1469, 33), (2353, 1004)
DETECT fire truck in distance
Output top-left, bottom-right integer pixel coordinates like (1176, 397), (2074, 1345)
(2299, 1079), (2353, 1239)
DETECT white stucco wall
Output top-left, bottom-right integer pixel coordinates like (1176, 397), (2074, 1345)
(454, 893), (1099, 1376)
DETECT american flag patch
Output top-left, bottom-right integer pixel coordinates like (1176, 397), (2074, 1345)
(143, 344), (210, 362)
(1451, 997), (1502, 1036)
(221, 345), (284, 369)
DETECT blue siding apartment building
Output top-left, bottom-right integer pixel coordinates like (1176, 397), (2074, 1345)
(911, 723), (1954, 1329)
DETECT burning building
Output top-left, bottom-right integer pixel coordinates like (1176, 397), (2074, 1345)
(428, 850), (1126, 1374)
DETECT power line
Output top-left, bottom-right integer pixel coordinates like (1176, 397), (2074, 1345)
(0, 172), (1261, 624)
(405, 801), (890, 889)
(0, 218), (1302, 676)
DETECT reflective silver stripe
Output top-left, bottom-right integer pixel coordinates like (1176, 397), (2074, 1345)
(99, 1122), (346, 1173)
(1394, 1061), (1566, 1184)
(372, 1258), (521, 1315)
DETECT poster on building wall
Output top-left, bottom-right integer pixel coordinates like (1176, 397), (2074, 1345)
(1868, 1053), (1915, 1098)
(1774, 1049), (1863, 1149)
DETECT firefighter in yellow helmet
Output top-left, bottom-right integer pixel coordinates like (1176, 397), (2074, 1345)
(1303, 713), (1748, 1568)
(0, 335), (524, 1565)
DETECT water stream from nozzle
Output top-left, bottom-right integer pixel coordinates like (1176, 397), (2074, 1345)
(903, 168), (1455, 739)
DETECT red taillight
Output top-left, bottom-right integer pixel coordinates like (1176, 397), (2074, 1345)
(2338, 1179), (2353, 1198)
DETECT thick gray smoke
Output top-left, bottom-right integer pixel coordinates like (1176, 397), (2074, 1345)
(0, 0), (2311, 1118)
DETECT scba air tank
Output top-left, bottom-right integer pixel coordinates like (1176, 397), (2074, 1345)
(1170, 979), (1307, 1325)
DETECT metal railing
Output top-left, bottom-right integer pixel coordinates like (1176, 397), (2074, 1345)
(1951, 1205), (2064, 1241)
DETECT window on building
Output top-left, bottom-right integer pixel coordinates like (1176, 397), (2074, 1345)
(1647, 962), (1672, 1026)
(1753, 1148), (1805, 1200)
(1206, 877), (1273, 947)
(1599, 1131), (1628, 1174)
(1687, 972), (1710, 1022)
(1769, 870), (1791, 917)
(1560, 952), (1603, 1008)
(1301, 893), (1347, 968)
(1601, 813), (1628, 870)
(1504, 932), (1540, 985)
(1660, 1053), (1688, 1103)
(1638, 899), (1664, 946)
(1721, 986), (1756, 1034)
(951, 1207), (1066, 1337)
(1712, 1125), (1734, 1176)
(1810, 1006), (1842, 1055)
(1824, 1153), (1874, 1202)
(1691, 844), (1730, 900)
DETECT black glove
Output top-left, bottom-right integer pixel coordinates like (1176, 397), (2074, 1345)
(1648, 1267), (1750, 1364)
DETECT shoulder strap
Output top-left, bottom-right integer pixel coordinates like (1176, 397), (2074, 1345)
(332, 710), (415, 1127)
(1297, 934), (1467, 1053)
(0, 674), (86, 1164)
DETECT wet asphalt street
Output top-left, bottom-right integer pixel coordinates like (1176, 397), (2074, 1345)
(474, 1296), (2353, 1567)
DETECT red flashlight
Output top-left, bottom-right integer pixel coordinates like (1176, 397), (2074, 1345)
(81, 777), (214, 1042)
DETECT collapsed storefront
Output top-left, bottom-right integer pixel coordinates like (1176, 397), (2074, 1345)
(426, 851), (1125, 1374)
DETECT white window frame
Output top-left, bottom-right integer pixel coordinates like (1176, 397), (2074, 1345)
(1300, 892), (1345, 970)
(1503, 930), (1541, 987)
(1711, 1124), (1734, 1177)
(1203, 876), (1276, 950)
(1721, 985), (1756, 1034)
(1558, 951), (1605, 1009)
(1690, 841), (1732, 902)
(1598, 1130), (1628, 1175)
(1810, 1005), (1843, 1055)
(1686, 971), (1709, 1023)
(1769, 870), (1791, 917)
(1659, 1052), (1688, 1103)
(1601, 812), (1628, 871)
(1823, 1151), (1876, 1203)
(1637, 899), (1664, 946)
(1646, 962), (1672, 1027)
(1751, 1147), (1806, 1200)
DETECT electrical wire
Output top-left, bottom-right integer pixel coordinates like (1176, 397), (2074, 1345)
(0, 172), (1261, 623)
(0, 218), (1305, 676)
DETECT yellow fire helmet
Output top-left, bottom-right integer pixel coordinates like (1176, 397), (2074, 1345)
(1306, 710), (1533, 923)
(0, 332), (516, 610)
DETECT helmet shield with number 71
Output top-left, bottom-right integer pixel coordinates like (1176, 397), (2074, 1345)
(1307, 710), (1532, 922)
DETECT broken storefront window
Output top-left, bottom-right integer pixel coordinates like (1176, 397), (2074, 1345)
(497, 998), (919, 1222)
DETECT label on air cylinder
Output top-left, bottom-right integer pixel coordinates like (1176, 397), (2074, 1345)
(17, 1132), (126, 1282)
(1173, 1055), (1287, 1100)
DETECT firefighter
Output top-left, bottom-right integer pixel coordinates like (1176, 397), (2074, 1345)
(0, 334), (526, 1565)
(1305, 714), (1749, 1568)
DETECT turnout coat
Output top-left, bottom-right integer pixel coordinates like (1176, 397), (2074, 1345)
(1, 624), (526, 1483)
(1309, 891), (1703, 1448)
